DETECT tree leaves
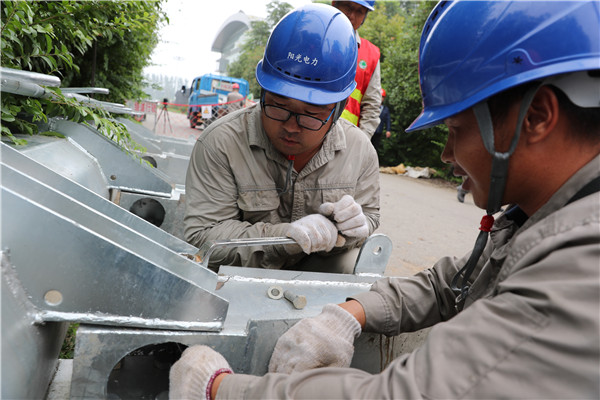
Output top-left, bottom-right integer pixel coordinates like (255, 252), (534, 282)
(1, 0), (166, 149)
(362, 1), (450, 173)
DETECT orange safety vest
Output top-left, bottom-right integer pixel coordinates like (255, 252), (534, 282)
(341, 38), (380, 127)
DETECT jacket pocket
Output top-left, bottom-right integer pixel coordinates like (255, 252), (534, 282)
(237, 190), (281, 223)
(321, 187), (355, 204)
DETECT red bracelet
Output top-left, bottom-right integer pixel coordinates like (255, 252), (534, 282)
(206, 368), (233, 400)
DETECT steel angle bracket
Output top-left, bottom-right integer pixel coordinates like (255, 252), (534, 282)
(353, 233), (393, 276)
(1, 142), (196, 255)
(0, 250), (223, 332)
(42, 117), (173, 197)
(1, 162), (228, 332)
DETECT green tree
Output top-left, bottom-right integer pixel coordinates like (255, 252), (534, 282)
(227, 0), (294, 98)
(1, 0), (167, 146)
(361, 1), (449, 173)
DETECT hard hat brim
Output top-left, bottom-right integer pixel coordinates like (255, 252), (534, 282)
(406, 60), (599, 132)
(256, 60), (357, 105)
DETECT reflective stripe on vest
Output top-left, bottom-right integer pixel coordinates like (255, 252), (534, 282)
(341, 38), (380, 127)
(341, 108), (359, 125)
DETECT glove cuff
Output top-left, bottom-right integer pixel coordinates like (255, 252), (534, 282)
(169, 345), (231, 400)
(322, 304), (362, 340)
(206, 368), (233, 400)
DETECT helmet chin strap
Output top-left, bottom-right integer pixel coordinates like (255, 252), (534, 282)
(451, 82), (543, 311)
(278, 155), (295, 196)
(474, 82), (543, 215)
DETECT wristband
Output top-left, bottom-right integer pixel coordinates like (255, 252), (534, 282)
(206, 368), (233, 400)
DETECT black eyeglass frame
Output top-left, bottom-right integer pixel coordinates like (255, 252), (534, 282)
(260, 99), (336, 131)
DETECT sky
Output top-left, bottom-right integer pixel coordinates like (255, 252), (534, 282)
(143, 0), (312, 85)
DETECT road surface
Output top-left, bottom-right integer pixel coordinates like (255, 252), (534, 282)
(142, 110), (484, 277)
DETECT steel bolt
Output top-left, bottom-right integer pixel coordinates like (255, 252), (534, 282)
(283, 290), (307, 309)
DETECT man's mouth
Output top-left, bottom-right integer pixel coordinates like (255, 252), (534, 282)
(281, 136), (299, 145)
(453, 165), (467, 177)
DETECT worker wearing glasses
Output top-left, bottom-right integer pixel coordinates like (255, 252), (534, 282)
(184, 4), (380, 272)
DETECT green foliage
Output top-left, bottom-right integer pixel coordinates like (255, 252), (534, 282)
(1, 0), (167, 147)
(227, 0), (294, 98)
(60, 323), (79, 359)
(266, 1), (295, 27)
(360, 1), (450, 174)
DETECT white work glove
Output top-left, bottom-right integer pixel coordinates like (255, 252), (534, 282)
(319, 195), (369, 238)
(169, 345), (233, 400)
(286, 214), (344, 254)
(268, 304), (361, 374)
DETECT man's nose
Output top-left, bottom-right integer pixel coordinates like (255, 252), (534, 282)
(440, 136), (454, 164)
(282, 115), (302, 133)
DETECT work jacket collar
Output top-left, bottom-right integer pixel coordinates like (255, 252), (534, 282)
(490, 153), (600, 260)
(355, 30), (362, 47)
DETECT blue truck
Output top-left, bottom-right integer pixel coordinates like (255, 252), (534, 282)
(185, 74), (249, 129)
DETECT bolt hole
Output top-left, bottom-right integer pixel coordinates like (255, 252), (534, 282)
(108, 342), (186, 398)
(110, 175), (117, 180)
(372, 246), (382, 256)
(44, 290), (63, 306)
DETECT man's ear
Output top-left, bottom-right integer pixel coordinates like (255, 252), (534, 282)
(523, 86), (560, 144)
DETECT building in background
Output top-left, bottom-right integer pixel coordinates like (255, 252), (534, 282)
(211, 11), (261, 74)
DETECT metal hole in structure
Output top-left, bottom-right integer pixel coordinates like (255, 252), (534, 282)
(44, 290), (63, 306)
(372, 246), (382, 256)
(142, 155), (158, 168)
(107, 342), (187, 399)
(129, 198), (166, 227)
(110, 175), (117, 181)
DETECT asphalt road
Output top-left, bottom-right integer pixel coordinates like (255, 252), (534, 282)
(378, 173), (483, 276)
(143, 110), (484, 277)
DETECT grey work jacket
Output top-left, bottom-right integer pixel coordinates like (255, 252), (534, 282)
(218, 155), (600, 398)
(184, 104), (380, 270)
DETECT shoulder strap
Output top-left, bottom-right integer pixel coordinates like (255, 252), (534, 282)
(566, 176), (600, 206)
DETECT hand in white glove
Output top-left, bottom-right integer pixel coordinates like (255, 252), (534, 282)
(268, 304), (361, 374)
(169, 345), (232, 400)
(286, 214), (343, 254)
(319, 195), (369, 238)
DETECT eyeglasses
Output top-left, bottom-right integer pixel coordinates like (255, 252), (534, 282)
(261, 102), (335, 131)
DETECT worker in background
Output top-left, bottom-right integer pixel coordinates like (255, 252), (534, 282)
(456, 178), (470, 203)
(333, 0), (381, 138)
(183, 4), (380, 273)
(226, 82), (244, 112)
(170, 1), (600, 398)
(371, 87), (391, 157)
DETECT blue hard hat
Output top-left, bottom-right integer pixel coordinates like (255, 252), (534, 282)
(348, 0), (375, 11)
(406, 0), (600, 132)
(255, 4), (358, 105)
